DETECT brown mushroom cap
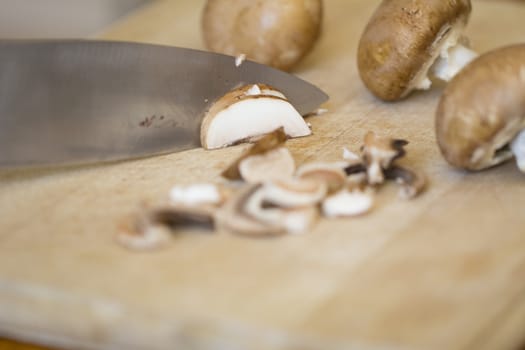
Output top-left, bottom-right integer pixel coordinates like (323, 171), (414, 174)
(357, 0), (471, 101)
(435, 44), (525, 171)
(202, 0), (323, 71)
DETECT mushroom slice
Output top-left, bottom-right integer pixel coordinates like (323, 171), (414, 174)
(215, 184), (284, 237)
(361, 131), (408, 185)
(357, 0), (474, 101)
(263, 178), (327, 208)
(117, 213), (172, 251)
(243, 184), (319, 234)
(239, 147), (295, 183)
(116, 205), (215, 251)
(169, 183), (228, 206)
(322, 188), (374, 218)
(222, 127), (288, 180)
(384, 166), (427, 199)
(296, 161), (348, 194)
(246, 204), (319, 235)
(201, 84), (311, 150)
(435, 44), (525, 171)
(342, 147), (361, 162)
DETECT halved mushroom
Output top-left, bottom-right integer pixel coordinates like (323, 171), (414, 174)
(202, 0), (323, 71)
(357, 0), (476, 101)
(360, 132), (408, 185)
(201, 84), (311, 150)
(435, 44), (525, 172)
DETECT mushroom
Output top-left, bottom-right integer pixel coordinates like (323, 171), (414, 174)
(117, 205), (215, 251)
(202, 0), (323, 71)
(169, 183), (230, 206)
(222, 127), (288, 180)
(360, 131), (408, 185)
(239, 147), (296, 183)
(322, 187), (374, 218)
(295, 161), (348, 194)
(384, 165), (427, 199)
(263, 177), (327, 207)
(357, 0), (477, 101)
(201, 84), (311, 150)
(215, 184), (285, 236)
(435, 44), (525, 172)
(116, 213), (173, 251)
(215, 177), (323, 236)
(242, 181), (320, 234)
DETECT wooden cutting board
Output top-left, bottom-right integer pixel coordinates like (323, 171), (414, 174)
(1, 1), (525, 349)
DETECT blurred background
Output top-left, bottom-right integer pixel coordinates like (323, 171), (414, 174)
(0, 0), (147, 39)
(0, 0), (520, 39)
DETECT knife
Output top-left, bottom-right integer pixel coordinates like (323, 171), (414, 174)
(0, 40), (328, 168)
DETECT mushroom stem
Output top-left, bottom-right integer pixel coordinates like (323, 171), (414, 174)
(511, 128), (525, 173)
(431, 43), (478, 82)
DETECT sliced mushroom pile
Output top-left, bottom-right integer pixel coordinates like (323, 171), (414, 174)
(117, 129), (426, 250)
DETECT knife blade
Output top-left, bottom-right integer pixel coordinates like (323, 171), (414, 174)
(0, 40), (328, 168)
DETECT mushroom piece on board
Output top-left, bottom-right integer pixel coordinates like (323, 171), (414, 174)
(200, 84), (311, 150)
(202, 0), (323, 71)
(357, 0), (476, 101)
(436, 44), (525, 172)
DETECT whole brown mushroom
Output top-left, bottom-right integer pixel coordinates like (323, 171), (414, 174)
(202, 0), (323, 71)
(436, 44), (525, 172)
(357, 0), (477, 101)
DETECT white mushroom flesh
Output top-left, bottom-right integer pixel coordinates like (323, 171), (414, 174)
(117, 223), (172, 251)
(322, 189), (373, 218)
(296, 161), (349, 194)
(342, 147), (361, 161)
(204, 96), (311, 149)
(263, 178), (327, 208)
(239, 147), (295, 183)
(215, 184), (283, 236)
(407, 25), (477, 95)
(281, 207), (318, 235)
(432, 43), (478, 82)
(169, 183), (222, 206)
(245, 84), (262, 96)
(366, 146), (397, 185)
(511, 128), (525, 172)
(235, 53), (246, 67)
(243, 185), (318, 234)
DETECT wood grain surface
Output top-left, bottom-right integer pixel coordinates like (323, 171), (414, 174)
(1, 0), (525, 349)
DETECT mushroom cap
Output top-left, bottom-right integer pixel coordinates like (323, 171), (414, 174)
(435, 44), (525, 171)
(202, 0), (323, 71)
(357, 0), (471, 101)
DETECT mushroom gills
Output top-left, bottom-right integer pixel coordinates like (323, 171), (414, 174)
(432, 41), (478, 82)
(408, 25), (477, 95)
